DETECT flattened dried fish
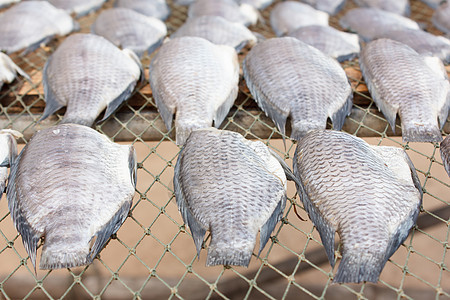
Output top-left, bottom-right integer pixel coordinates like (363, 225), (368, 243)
(299, 0), (346, 15)
(441, 135), (450, 177)
(270, 1), (329, 36)
(243, 37), (352, 140)
(45, 0), (106, 17)
(374, 29), (450, 64)
(0, 53), (30, 90)
(149, 37), (239, 145)
(171, 16), (257, 52)
(287, 25), (360, 62)
(42, 33), (143, 127)
(92, 8), (167, 57)
(353, 0), (410, 16)
(115, 0), (170, 20)
(433, 2), (450, 35)
(359, 39), (450, 142)
(340, 8), (419, 42)
(188, 0), (259, 27)
(0, 129), (21, 196)
(0, 1), (78, 54)
(293, 130), (422, 283)
(174, 128), (290, 267)
(7, 124), (136, 270)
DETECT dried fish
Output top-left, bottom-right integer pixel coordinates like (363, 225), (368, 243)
(0, 53), (30, 90)
(115, 0), (170, 20)
(45, 0), (106, 17)
(0, 129), (21, 196)
(441, 135), (450, 177)
(299, 0), (346, 15)
(433, 2), (450, 35)
(353, 0), (410, 16)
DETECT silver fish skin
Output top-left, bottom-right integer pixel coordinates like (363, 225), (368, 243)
(41, 33), (142, 127)
(287, 25), (360, 62)
(188, 0), (259, 27)
(42, 0), (106, 18)
(0, 53), (30, 90)
(299, 0), (346, 15)
(340, 8), (419, 42)
(441, 135), (450, 177)
(0, 129), (22, 196)
(174, 128), (289, 267)
(0, 1), (77, 54)
(270, 1), (329, 37)
(7, 124), (136, 270)
(353, 0), (410, 16)
(0, 0), (19, 8)
(171, 16), (257, 52)
(243, 37), (353, 140)
(433, 2), (450, 35)
(374, 29), (450, 64)
(359, 39), (450, 142)
(115, 0), (170, 20)
(239, 0), (273, 10)
(92, 8), (167, 57)
(149, 37), (239, 145)
(293, 130), (422, 283)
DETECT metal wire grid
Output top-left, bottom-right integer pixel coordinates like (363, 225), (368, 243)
(0, 0), (448, 299)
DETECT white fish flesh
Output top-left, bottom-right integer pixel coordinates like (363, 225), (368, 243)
(359, 38), (450, 142)
(115, 0), (170, 20)
(270, 1), (329, 36)
(433, 2), (450, 35)
(43, 0), (106, 17)
(42, 33), (143, 126)
(374, 29), (450, 64)
(287, 25), (360, 62)
(171, 16), (257, 52)
(0, 129), (21, 196)
(174, 128), (291, 266)
(340, 8), (419, 42)
(7, 124), (136, 270)
(0, 53), (30, 90)
(243, 37), (353, 140)
(299, 0), (346, 15)
(188, 0), (259, 27)
(92, 8), (167, 57)
(441, 135), (450, 177)
(149, 37), (239, 145)
(353, 0), (410, 16)
(0, 1), (77, 54)
(293, 130), (422, 283)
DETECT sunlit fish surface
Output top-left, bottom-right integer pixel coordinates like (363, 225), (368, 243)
(433, 2), (450, 35)
(174, 128), (289, 267)
(374, 29), (450, 64)
(340, 8), (419, 41)
(359, 39), (450, 142)
(293, 130), (422, 283)
(353, 0), (410, 16)
(0, 130), (21, 196)
(299, 0), (346, 15)
(441, 135), (450, 177)
(149, 37), (239, 145)
(0, 0), (19, 8)
(240, 0), (273, 10)
(270, 1), (329, 36)
(41, 33), (142, 127)
(243, 37), (352, 140)
(188, 0), (258, 27)
(92, 8), (167, 57)
(0, 53), (30, 90)
(287, 25), (360, 62)
(0, 1), (77, 54)
(171, 16), (257, 52)
(115, 0), (170, 20)
(7, 124), (136, 269)
(44, 0), (106, 17)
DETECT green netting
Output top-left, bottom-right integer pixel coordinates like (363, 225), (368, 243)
(0, 0), (449, 299)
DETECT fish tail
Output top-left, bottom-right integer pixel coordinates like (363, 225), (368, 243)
(60, 115), (97, 127)
(333, 252), (385, 284)
(290, 121), (324, 141)
(175, 119), (212, 146)
(206, 238), (254, 267)
(40, 240), (90, 270)
(402, 123), (442, 143)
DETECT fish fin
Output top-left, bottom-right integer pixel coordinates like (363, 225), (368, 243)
(98, 80), (138, 123)
(6, 151), (41, 270)
(0, 53), (31, 82)
(333, 251), (385, 283)
(88, 200), (132, 262)
(259, 196), (285, 255)
(173, 150), (206, 257)
(41, 56), (65, 121)
(268, 148), (302, 186)
(149, 67), (175, 132)
(40, 242), (90, 270)
(121, 48), (145, 83)
(402, 123), (442, 142)
(206, 246), (253, 267)
(293, 150), (336, 267)
(146, 37), (165, 57)
(336, 52), (359, 63)
(330, 89), (353, 131)
(438, 91), (450, 130)
(21, 36), (54, 56)
(128, 146), (137, 188)
(213, 85), (238, 129)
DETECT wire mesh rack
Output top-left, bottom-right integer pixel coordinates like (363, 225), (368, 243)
(0, 0), (449, 299)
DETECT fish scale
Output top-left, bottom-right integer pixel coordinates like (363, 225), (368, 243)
(359, 38), (450, 142)
(293, 130), (422, 283)
(115, 0), (170, 20)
